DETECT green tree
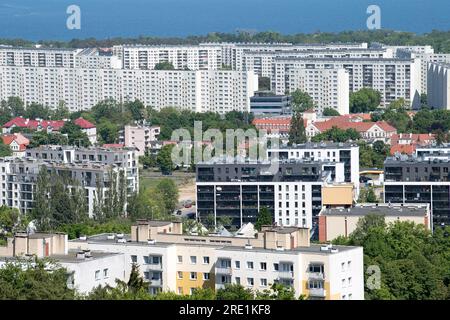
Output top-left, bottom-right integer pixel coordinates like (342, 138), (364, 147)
(6, 96), (25, 117)
(288, 112), (307, 145)
(97, 119), (119, 144)
(155, 178), (179, 214)
(216, 284), (254, 300)
(157, 144), (175, 174)
(258, 77), (271, 91)
(255, 283), (297, 300)
(24, 103), (52, 120)
(125, 100), (146, 121)
(311, 127), (361, 143)
(255, 207), (273, 231)
(28, 131), (69, 148)
(154, 61), (175, 70)
(60, 121), (90, 147)
(290, 89), (314, 112)
(350, 88), (381, 113)
(0, 139), (12, 157)
(322, 108), (340, 116)
(0, 257), (75, 300)
(53, 102), (70, 119)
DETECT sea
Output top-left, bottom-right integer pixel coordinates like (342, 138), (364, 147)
(0, 0), (448, 41)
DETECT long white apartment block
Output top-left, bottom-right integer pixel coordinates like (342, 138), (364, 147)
(240, 48), (393, 78)
(427, 62), (450, 110)
(0, 47), (121, 69)
(286, 67), (350, 115)
(203, 42), (369, 70)
(273, 57), (422, 108)
(0, 66), (258, 114)
(113, 45), (223, 70)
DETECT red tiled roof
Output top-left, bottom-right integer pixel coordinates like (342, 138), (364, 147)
(74, 117), (96, 129)
(2, 117), (65, 131)
(390, 133), (436, 145)
(1, 134), (16, 145)
(312, 119), (396, 134)
(390, 144), (416, 155)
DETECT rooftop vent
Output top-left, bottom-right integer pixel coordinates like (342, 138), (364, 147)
(116, 233), (124, 238)
(76, 251), (85, 260)
(147, 239), (156, 245)
(106, 234), (115, 240)
(330, 248), (339, 253)
(79, 235), (87, 241)
(117, 238), (127, 243)
(83, 250), (92, 258)
(320, 246), (329, 251)
(245, 244), (253, 250)
(276, 246), (285, 251)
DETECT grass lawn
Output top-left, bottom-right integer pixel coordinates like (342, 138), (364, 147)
(140, 169), (195, 191)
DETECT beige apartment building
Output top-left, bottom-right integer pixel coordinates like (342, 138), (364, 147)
(318, 203), (431, 242)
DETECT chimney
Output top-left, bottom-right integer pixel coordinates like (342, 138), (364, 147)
(76, 251), (85, 260)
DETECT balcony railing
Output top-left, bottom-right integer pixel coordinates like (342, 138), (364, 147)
(278, 271), (294, 279)
(309, 288), (326, 297)
(308, 272), (325, 280)
(216, 267), (232, 275)
(145, 263), (163, 271)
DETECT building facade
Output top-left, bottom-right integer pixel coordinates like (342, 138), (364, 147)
(427, 62), (450, 110)
(273, 57), (422, 108)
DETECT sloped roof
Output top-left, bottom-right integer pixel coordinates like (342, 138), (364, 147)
(74, 117), (96, 129)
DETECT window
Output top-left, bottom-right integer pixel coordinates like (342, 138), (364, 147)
(177, 255), (183, 263)
(342, 295), (346, 300)
(341, 262), (345, 272)
(235, 261), (240, 269)
(203, 273), (210, 280)
(95, 270), (100, 281)
(342, 279), (346, 287)
(144, 272), (150, 280)
(177, 271), (183, 279)
(131, 255), (137, 263)
(247, 261), (254, 270)
(103, 268), (108, 278)
(247, 278), (254, 286)
(190, 272), (197, 280)
(190, 256), (197, 264)
(260, 262), (267, 271)
(235, 277), (241, 285)
(260, 278), (268, 287)
(143, 256), (150, 264)
(348, 277), (352, 286)
(347, 261), (351, 269)
(349, 293), (353, 300)
(273, 263), (279, 271)
(178, 287), (183, 294)
(203, 256), (210, 264)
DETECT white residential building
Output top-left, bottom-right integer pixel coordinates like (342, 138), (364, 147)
(273, 57), (422, 108)
(114, 45), (222, 70)
(286, 67), (350, 115)
(427, 62), (450, 110)
(0, 66), (258, 114)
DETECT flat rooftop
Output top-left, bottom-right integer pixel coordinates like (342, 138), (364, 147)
(270, 142), (357, 149)
(218, 244), (357, 255)
(321, 203), (429, 216)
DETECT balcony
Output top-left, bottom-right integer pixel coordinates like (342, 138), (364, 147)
(149, 278), (163, 287)
(278, 270), (294, 279)
(308, 272), (325, 280)
(309, 288), (326, 298)
(145, 263), (163, 271)
(216, 267), (232, 275)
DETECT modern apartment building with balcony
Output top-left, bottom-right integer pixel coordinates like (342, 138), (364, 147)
(384, 151), (450, 227)
(195, 155), (352, 237)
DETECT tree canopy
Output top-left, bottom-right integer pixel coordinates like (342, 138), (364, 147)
(350, 88), (381, 113)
